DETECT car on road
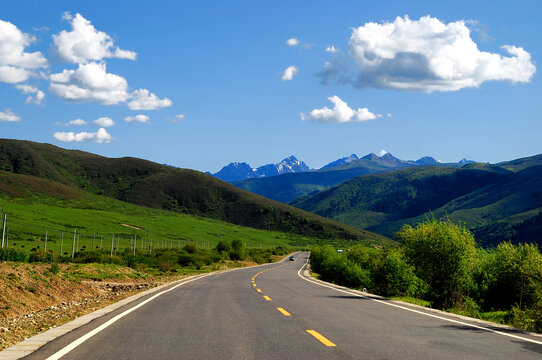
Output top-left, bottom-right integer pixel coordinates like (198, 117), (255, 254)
(289, 256), (295, 261)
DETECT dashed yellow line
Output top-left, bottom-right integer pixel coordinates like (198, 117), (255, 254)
(306, 330), (336, 347)
(256, 289), (262, 293)
(276, 307), (291, 316)
(263, 295), (271, 301)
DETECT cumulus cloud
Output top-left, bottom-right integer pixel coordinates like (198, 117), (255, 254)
(300, 96), (382, 123)
(319, 15), (536, 92)
(49, 62), (130, 104)
(0, 20), (48, 84)
(124, 114), (149, 123)
(127, 89), (172, 110)
(66, 119), (87, 126)
(49, 62), (171, 110)
(93, 117), (114, 127)
(378, 149), (388, 157)
(52, 12), (137, 63)
(286, 38), (299, 46)
(0, 109), (21, 122)
(53, 127), (113, 143)
(325, 45), (338, 53)
(281, 65), (299, 81)
(15, 84), (45, 104)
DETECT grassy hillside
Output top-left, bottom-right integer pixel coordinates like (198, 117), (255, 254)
(290, 163), (542, 247)
(0, 139), (389, 245)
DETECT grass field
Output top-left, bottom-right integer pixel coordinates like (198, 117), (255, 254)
(0, 190), (350, 256)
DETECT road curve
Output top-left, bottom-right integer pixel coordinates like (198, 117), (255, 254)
(22, 252), (542, 359)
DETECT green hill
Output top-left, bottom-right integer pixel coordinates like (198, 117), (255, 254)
(291, 161), (542, 247)
(0, 139), (389, 245)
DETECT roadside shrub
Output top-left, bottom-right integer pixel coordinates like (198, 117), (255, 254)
(371, 247), (427, 298)
(484, 242), (542, 311)
(0, 248), (28, 262)
(28, 250), (57, 263)
(183, 244), (198, 254)
(229, 239), (246, 260)
(396, 219), (478, 308)
(216, 240), (231, 253)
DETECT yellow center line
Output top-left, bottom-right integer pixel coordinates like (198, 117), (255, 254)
(263, 295), (271, 301)
(306, 330), (336, 347)
(276, 307), (291, 316)
(256, 289), (262, 292)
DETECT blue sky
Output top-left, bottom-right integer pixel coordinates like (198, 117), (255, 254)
(0, 0), (540, 172)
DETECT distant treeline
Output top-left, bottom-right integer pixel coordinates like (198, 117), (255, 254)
(310, 219), (542, 332)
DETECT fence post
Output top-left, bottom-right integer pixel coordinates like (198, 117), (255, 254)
(1, 214), (6, 248)
(72, 229), (76, 258)
(111, 234), (114, 256)
(100, 236), (103, 250)
(93, 232), (95, 251)
(45, 230), (48, 252)
(61, 232), (64, 255)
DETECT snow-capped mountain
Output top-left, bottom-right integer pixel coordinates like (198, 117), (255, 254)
(212, 156), (310, 182)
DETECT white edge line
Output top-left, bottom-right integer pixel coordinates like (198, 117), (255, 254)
(45, 273), (213, 360)
(297, 254), (542, 346)
(46, 257), (289, 360)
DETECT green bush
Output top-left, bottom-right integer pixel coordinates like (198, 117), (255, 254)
(229, 239), (246, 260)
(396, 219), (477, 308)
(0, 248), (29, 262)
(484, 242), (542, 311)
(216, 240), (231, 253)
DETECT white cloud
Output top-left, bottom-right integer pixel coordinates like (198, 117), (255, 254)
(172, 113), (185, 122)
(320, 15), (536, 92)
(53, 127), (113, 143)
(66, 119), (87, 126)
(281, 65), (299, 81)
(49, 62), (130, 105)
(93, 117), (115, 127)
(286, 38), (299, 46)
(0, 20), (48, 84)
(300, 95), (382, 123)
(378, 149), (388, 157)
(127, 89), (172, 110)
(125, 114), (149, 123)
(0, 109), (21, 122)
(52, 12), (137, 63)
(15, 84), (45, 104)
(49, 62), (171, 109)
(325, 46), (338, 53)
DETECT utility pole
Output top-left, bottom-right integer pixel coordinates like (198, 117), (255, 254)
(72, 229), (76, 258)
(1, 214), (6, 248)
(60, 232), (64, 255)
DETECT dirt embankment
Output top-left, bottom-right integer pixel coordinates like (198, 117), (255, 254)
(0, 262), (171, 350)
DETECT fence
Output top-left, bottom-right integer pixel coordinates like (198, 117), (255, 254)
(0, 213), (212, 257)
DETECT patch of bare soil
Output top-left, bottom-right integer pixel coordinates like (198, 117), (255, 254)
(0, 262), (183, 350)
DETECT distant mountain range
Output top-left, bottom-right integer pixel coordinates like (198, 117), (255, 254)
(291, 155), (542, 247)
(225, 153), (474, 203)
(211, 156), (310, 182)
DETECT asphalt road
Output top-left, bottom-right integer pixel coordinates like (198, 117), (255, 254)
(23, 252), (542, 359)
